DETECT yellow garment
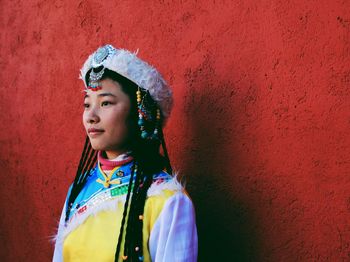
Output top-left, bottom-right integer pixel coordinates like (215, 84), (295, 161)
(63, 190), (176, 262)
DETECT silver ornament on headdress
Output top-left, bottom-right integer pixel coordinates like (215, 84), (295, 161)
(89, 45), (117, 88)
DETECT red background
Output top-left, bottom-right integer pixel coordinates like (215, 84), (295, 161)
(1, 1), (350, 261)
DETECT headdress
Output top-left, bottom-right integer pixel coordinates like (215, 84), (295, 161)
(80, 44), (173, 121)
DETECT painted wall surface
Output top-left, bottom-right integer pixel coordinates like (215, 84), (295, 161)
(1, 0), (350, 261)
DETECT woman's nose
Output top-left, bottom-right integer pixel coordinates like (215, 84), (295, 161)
(86, 107), (100, 124)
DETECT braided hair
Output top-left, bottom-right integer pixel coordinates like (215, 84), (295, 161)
(65, 69), (172, 261)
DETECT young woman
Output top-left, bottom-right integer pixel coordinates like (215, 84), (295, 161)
(53, 44), (197, 262)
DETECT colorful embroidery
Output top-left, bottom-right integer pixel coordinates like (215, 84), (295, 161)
(96, 163), (123, 188)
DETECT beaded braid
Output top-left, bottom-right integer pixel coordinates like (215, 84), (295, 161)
(114, 161), (138, 261)
(128, 171), (154, 261)
(121, 163), (145, 260)
(159, 126), (173, 175)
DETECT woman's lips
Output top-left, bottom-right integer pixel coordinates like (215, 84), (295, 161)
(88, 128), (104, 136)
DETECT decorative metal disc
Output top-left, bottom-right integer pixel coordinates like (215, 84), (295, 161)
(91, 45), (116, 67)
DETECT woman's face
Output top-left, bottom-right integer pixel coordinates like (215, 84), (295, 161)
(83, 78), (132, 158)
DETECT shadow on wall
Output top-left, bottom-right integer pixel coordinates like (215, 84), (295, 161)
(182, 55), (260, 262)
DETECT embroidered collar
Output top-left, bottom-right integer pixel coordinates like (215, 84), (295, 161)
(96, 162), (126, 188)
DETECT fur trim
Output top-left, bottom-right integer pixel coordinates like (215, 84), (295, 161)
(50, 217), (63, 244)
(147, 174), (183, 197)
(55, 195), (126, 246)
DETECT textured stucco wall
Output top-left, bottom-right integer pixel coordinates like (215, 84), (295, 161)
(1, 1), (350, 261)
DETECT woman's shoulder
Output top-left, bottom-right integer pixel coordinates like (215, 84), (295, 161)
(146, 171), (194, 210)
(148, 171), (184, 197)
(144, 172), (196, 233)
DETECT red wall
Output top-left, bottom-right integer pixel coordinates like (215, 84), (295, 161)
(1, 1), (350, 261)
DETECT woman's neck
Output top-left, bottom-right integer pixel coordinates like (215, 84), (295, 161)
(104, 150), (129, 160)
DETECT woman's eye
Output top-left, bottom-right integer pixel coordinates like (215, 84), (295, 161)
(83, 103), (90, 108)
(101, 101), (111, 106)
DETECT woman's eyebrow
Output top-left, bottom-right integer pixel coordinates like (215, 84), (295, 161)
(84, 93), (117, 99)
(98, 93), (117, 98)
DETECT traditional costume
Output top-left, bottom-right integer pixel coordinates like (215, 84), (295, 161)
(53, 45), (198, 262)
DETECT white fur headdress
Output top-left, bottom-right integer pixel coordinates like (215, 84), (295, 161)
(80, 44), (173, 119)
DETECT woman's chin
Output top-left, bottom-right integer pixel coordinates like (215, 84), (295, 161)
(89, 142), (104, 151)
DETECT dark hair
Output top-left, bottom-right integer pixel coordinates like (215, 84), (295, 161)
(65, 68), (172, 261)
